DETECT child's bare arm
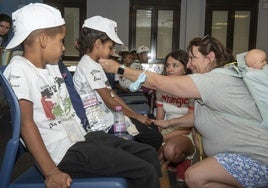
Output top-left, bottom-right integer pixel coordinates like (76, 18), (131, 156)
(19, 99), (72, 187)
(96, 87), (149, 125)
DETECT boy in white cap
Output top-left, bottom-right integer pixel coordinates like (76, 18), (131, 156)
(116, 45), (135, 91)
(4, 4), (161, 188)
(73, 16), (163, 150)
(130, 45), (150, 70)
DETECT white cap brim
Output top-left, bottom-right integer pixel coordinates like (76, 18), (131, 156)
(6, 32), (29, 49)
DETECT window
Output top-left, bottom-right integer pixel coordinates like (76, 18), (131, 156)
(129, 0), (181, 63)
(205, 0), (258, 55)
(43, 0), (86, 61)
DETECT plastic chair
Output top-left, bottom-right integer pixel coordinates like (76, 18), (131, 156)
(0, 67), (21, 188)
(120, 94), (148, 104)
(118, 93), (150, 115)
(128, 103), (150, 115)
(0, 68), (128, 188)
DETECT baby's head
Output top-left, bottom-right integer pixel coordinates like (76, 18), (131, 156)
(245, 49), (267, 69)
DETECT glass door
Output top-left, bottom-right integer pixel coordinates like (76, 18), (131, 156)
(130, 0), (181, 63)
(205, 0), (258, 56)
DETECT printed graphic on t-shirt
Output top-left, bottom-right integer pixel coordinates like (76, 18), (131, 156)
(90, 69), (101, 81)
(161, 94), (189, 108)
(40, 76), (72, 121)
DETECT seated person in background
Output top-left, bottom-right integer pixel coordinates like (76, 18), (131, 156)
(0, 13), (12, 49)
(4, 4), (161, 188)
(130, 45), (156, 114)
(245, 48), (267, 69)
(131, 45), (150, 69)
(153, 50), (195, 182)
(130, 48), (138, 62)
(73, 16), (163, 151)
(117, 45), (135, 93)
(0, 13), (12, 66)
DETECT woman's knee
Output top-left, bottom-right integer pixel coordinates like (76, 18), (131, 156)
(162, 143), (176, 161)
(162, 140), (188, 162)
(184, 165), (206, 188)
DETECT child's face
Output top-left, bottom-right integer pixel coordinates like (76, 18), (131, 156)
(123, 54), (133, 66)
(138, 52), (149, 63)
(165, 56), (186, 76)
(98, 40), (114, 59)
(44, 26), (66, 64)
(0, 21), (11, 36)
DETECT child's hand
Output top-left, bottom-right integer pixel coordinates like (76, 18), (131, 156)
(45, 169), (72, 188)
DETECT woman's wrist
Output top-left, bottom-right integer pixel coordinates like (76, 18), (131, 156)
(117, 64), (126, 75)
(167, 119), (171, 128)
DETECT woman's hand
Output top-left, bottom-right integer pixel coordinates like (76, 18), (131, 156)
(152, 119), (170, 129)
(45, 169), (72, 188)
(99, 58), (120, 73)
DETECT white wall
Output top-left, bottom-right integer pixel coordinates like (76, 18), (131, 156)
(180, 0), (206, 50)
(257, 0), (268, 53)
(86, 0), (129, 46)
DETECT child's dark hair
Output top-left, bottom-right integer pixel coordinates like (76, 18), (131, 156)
(76, 27), (112, 55)
(0, 13), (12, 46)
(0, 14), (12, 28)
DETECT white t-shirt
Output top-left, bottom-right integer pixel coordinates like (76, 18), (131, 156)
(4, 56), (86, 165)
(73, 55), (115, 131)
(156, 91), (193, 134)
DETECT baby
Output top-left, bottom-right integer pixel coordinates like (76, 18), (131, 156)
(245, 49), (267, 69)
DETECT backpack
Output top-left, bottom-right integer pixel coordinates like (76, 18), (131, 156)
(214, 52), (268, 128)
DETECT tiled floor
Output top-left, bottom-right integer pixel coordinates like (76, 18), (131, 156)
(160, 162), (188, 188)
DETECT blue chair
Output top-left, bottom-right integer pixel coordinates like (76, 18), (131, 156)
(118, 93), (150, 115)
(128, 103), (150, 115)
(0, 68), (128, 188)
(105, 71), (150, 114)
(120, 94), (148, 104)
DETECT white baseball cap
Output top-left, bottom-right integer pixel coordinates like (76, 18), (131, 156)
(6, 3), (65, 49)
(130, 48), (137, 53)
(119, 45), (129, 55)
(83, 16), (123, 45)
(137, 45), (150, 54)
(120, 45), (129, 53)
